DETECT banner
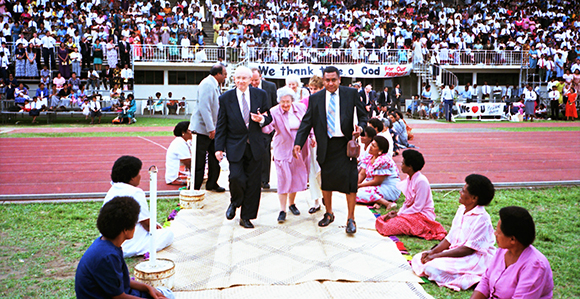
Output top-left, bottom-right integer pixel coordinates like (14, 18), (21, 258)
(248, 63), (412, 79)
(455, 102), (506, 118)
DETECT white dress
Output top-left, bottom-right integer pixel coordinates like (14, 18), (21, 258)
(103, 182), (174, 258)
(165, 137), (191, 184)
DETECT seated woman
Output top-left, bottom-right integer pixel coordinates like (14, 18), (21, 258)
(471, 206), (554, 299)
(119, 94), (137, 124)
(104, 156), (174, 258)
(356, 136), (401, 210)
(165, 121), (192, 185)
(411, 174), (496, 291)
(75, 196), (174, 299)
(375, 149), (447, 240)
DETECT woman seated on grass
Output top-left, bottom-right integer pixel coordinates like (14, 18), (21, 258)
(375, 149), (447, 241)
(75, 196), (174, 299)
(471, 206), (553, 299)
(356, 136), (401, 210)
(411, 174), (496, 291)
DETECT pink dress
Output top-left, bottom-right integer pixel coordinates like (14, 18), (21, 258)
(262, 103), (310, 194)
(411, 205), (496, 291)
(375, 171), (447, 240)
(475, 245), (553, 298)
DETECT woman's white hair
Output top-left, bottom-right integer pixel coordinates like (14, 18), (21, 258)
(277, 86), (297, 103)
(285, 74), (302, 87)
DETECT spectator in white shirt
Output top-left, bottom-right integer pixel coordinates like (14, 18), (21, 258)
(120, 64), (134, 90)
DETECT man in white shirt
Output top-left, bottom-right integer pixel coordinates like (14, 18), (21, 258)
(492, 82), (502, 102)
(120, 64), (134, 90)
(165, 121), (192, 185)
(89, 95), (102, 124)
(548, 85), (560, 120)
(41, 32), (57, 69)
(481, 81), (491, 102)
(441, 85), (454, 122)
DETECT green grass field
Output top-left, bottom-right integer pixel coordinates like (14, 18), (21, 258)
(1, 187), (579, 298)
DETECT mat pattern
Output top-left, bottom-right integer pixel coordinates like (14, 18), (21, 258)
(156, 191), (431, 298)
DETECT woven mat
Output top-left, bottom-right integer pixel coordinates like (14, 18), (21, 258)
(157, 191), (429, 297)
(172, 281), (434, 299)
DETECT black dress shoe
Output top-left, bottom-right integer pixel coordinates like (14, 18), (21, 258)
(261, 182), (270, 189)
(346, 218), (357, 234)
(239, 219), (254, 229)
(318, 213), (335, 227)
(308, 206), (321, 214)
(277, 211), (286, 223)
(208, 186), (226, 192)
(225, 203), (236, 220)
(288, 204), (300, 215)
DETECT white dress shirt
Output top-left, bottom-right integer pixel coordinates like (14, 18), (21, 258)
(325, 90), (344, 137)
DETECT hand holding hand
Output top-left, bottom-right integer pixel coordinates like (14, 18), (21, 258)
(208, 130), (215, 140)
(421, 251), (436, 264)
(292, 145), (301, 159)
(215, 151), (224, 162)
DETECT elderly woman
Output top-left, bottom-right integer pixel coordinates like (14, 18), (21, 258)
(471, 206), (553, 299)
(411, 174), (496, 291)
(282, 73), (311, 102)
(300, 75), (324, 213)
(375, 149), (447, 240)
(356, 136), (401, 209)
(262, 87), (313, 222)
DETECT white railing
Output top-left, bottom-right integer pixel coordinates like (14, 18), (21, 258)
(429, 50), (525, 66)
(133, 45), (526, 67)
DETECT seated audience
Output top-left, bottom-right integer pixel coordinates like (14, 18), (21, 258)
(356, 136), (401, 210)
(165, 121), (192, 185)
(376, 149), (447, 240)
(471, 206), (553, 299)
(75, 196), (174, 299)
(411, 174), (496, 291)
(103, 155), (174, 258)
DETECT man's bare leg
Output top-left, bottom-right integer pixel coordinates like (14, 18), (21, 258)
(322, 190), (333, 214)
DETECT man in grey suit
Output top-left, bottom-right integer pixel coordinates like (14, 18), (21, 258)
(250, 67), (277, 189)
(189, 65), (227, 192)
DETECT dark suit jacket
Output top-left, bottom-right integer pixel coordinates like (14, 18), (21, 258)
(358, 89), (377, 115)
(215, 86), (273, 162)
(295, 86), (368, 164)
(377, 90), (391, 106)
(261, 80), (277, 108)
(118, 41), (130, 58)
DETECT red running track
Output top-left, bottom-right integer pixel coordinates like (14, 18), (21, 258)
(1, 129), (579, 196)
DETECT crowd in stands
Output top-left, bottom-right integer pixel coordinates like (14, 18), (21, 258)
(0, 0), (579, 69)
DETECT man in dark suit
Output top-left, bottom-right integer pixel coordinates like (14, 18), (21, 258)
(215, 66), (272, 229)
(80, 36), (92, 73)
(250, 67), (277, 189)
(293, 66), (368, 234)
(118, 36), (131, 68)
(376, 86), (391, 107)
(358, 84), (377, 117)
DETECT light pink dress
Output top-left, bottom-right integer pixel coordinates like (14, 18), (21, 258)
(411, 205), (496, 291)
(475, 245), (553, 298)
(262, 103), (311, 194)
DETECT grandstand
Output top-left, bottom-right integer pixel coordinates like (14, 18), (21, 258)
(0, 0), (579, 119)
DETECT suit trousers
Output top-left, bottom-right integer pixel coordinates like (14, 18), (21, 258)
(229, 143), (262, 220)
(194, 134), (220, 190)
(261, 133), (273, 184)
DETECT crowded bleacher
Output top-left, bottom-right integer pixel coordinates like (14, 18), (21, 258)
(0, 0), (579, 121)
